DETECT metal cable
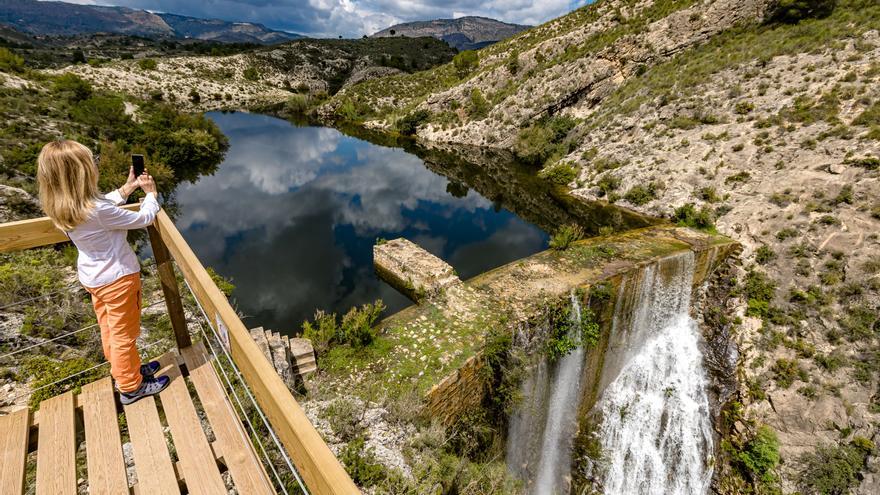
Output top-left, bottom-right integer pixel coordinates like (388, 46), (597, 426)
(5, 337), (170, 404)
(184, 279), (307, 494)
(0, 283), (81, 312)
(197, 321), (290, 495)
(0, 299), (166, 361)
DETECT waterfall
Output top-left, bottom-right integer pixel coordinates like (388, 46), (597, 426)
(506, 251), (714, 495)
(533, 291), (587, 494)
(596, 251), (714, 494)
(506, 291), (586, 495)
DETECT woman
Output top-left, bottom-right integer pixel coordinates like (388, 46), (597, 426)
(37, 140), (169, 405)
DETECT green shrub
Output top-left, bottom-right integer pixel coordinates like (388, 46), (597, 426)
(514, 116), (578, 166)
(596, 174), (620, 197)
(735, 101), (755, 114)
(188, 88), (201, 104)
(301, 310), (338, 356)
(22, 356), (104, 407)
(137, 58), (157, 70)
(844, 156), (879, 170)
(396, 109), (430, 135)
(325, 399), (364, 442)
(755, 245), (776, 265)
(798, 439), (874, 495)
(772, 358), (807, 388)
(340, 436), (387, 488)
(623, 181), (663, 205)
(769, 0), (837, 24)
(672, 203), (716, 231)
(452, 50), (479, 78)
(698, 186), (721, 203)
(53, 73), (93, 102)
(339, 300), (386, 348)
(0, 47), (25, 72)
(539, 162), (577, 185)
(469, 88), (491, 119)
(549, 224), (585, 250)
(242, 67), (259, 81)
(738, 426), (780, 483)
(742, 269), (777, 317)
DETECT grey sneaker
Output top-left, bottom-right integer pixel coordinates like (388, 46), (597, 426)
(119, 375), (170, 405)
(140, 360), (160, 377)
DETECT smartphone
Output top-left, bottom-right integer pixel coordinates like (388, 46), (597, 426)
(131, 154), (145, 177)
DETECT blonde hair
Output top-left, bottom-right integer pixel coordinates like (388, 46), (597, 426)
(37, 140), (100, 231)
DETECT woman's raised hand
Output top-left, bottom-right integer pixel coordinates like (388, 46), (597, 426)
(137, 170), (157, 194)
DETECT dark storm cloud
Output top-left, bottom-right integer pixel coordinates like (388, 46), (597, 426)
(61, 0), (591, 38)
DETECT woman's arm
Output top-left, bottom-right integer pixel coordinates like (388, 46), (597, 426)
(97, 193), (160, 230)
(105, 166), (139, 206)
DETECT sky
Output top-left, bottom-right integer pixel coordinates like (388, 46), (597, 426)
(53, 0), (592, 38)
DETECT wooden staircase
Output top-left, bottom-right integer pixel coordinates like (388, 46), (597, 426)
(249, 327), (316, 389)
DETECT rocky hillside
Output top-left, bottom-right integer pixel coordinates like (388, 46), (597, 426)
(325, 0), (880, 493)
(372, 16), (529, 50)
(56, 37), (456, 111)
(0, 0), (301, 44)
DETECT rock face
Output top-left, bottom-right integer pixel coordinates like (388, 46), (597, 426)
(248, 327), (316, 390)
(372, 16), (530, 50)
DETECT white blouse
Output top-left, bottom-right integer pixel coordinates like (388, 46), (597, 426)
(67, 190), (160, 288)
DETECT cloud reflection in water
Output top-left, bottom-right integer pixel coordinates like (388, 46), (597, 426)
(175, 112), (547, 332)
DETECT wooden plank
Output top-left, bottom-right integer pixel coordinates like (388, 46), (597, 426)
(124, 389), (180, 494)
(80, 378), (128, 494)
(156, 353), (226, 495)
(147, 224), (191, 349)
(153, 209), (359, 495)
(35, 391), (76, 495)
(182, 342), (274, 495)
(0, 204), (140, 252)
(0, 408), (30, 494)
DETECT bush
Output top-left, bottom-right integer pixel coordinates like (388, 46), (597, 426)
(549, 224), (585, 250)
(672, 203), (716, 231)
(738, 426), (780, 483)
(772, 358), (806, 388)
(596, 174), (620, 197)
(798, 439), (873, 495)
(396, 109), (430, 135)
(22, 356), (104, 407)
(301, 300), (386, 355)
(188, 88), (201, 104)
(538, 162), (577, 185)
(0, 47), (25, 72)
(514, 116), (579, 166)
(52, 73), (93, 102)
(340, 436), (387, 488)
(325, 399), (363, 442)
(452, 50), (479, 78)
(243, 67), (259, 81)
(769, 0), (837, 24)
(623, 181), (663, 205)
(138, 58), (157, 70)
(339, 301), (386, 348)
(755, 245), (776, 265)
(742, 269), (777, 318)
(469, 88), (491, 119)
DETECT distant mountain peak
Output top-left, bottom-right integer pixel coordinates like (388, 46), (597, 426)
(371, 16), (529, 51)
(0, 0), (301, 44)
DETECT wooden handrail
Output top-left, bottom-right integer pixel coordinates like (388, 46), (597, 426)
(0, 204), (140, 253)
(0, 208), (360, 495)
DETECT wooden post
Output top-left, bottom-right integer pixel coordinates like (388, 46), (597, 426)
(147, 223), (191, 350)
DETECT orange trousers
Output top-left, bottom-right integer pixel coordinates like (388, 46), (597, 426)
(86, 272), (143, 392)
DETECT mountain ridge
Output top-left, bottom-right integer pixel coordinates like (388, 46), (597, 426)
(371, 15), (529, 50)
(0, 0), (301, 44)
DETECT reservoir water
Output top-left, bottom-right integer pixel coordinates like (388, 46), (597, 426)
(173, 112), (549, 332)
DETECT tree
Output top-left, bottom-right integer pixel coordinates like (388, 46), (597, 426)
(769, 0), (836, 23)
(0, 47), (25, 73)
(53, 73), (93, 102)
(453, 50), (479, 78)
(389, 29), (396, 35)
(72, 49), (86, 64)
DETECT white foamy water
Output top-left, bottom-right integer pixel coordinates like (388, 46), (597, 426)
(597, 252), (714, 495)
(531, 291), (587, 494)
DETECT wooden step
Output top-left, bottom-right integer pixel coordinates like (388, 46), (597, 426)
(36, 391), (76, 495)
(80, 378), (128, 494)
(0, 408), (30, 495)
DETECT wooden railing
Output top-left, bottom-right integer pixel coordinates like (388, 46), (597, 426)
(0, 207), (359, 495)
